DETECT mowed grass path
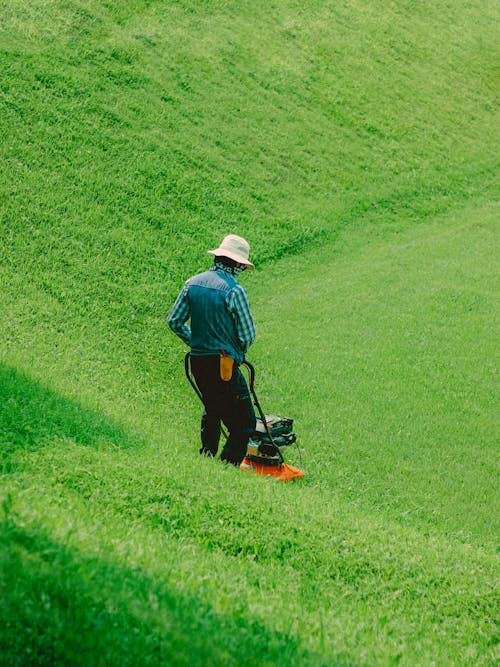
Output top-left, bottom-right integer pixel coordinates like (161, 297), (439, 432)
(252, 200), (499, 548)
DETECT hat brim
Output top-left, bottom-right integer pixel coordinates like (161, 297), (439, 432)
(208, 249), (255, 269)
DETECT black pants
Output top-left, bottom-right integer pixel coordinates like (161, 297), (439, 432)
(190, 355), (256, 466)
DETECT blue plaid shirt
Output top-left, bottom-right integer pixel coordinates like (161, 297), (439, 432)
(168, 263), (256, 363)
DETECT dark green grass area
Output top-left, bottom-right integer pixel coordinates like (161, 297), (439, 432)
(1, 519), (323, 667)
(0, 364), (141, 475)
(1, 435), (498, 666)
(0, 0), (499, 665)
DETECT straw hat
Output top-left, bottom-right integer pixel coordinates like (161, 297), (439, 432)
(208, 234), (254, 269)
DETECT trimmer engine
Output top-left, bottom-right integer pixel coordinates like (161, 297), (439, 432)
(246, 415), (297, 464)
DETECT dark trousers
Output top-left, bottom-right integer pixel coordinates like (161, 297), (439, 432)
(190, 355), (256, 465)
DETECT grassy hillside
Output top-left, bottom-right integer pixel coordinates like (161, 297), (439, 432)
(254, 201), (499, 545)
(1, 0), (499, 665)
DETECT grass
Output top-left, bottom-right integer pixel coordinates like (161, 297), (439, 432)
(0, 0), (499, 665)
(254, 201), (499, 547)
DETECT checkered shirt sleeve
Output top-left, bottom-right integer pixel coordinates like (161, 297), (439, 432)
(227, 285), (256, 354)
(167, 283), (191, 346)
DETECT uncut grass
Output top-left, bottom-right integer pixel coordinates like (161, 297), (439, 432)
(1, 524), (310, 667)
(2, 441), (498, 666)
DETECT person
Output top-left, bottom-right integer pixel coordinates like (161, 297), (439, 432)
(168, 234), (257, 466)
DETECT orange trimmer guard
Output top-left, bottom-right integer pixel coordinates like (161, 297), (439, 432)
(240, 457), (305, 482)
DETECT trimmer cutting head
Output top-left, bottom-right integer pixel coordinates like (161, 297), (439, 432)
(240, 457), (305, 481)
(239, 414), (304, 481)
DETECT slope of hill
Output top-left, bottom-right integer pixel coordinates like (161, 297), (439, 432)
(0, 1), (498, 665)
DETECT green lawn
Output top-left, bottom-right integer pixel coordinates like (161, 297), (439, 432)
(1, 1), (498, 665)
(253, 201), (499, 546)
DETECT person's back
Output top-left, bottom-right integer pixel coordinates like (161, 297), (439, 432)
(185, 267), (245, 364)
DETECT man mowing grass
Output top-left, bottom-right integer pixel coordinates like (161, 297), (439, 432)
(168, 235), (257, 466)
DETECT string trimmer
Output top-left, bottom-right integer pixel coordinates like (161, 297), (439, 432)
(184, 353), (304, 481)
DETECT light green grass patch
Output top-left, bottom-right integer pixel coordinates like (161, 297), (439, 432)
(252, 201), (499, 547)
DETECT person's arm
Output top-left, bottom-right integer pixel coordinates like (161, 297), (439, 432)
(228, 285), (256, 355)
(167, 284), (191, 346)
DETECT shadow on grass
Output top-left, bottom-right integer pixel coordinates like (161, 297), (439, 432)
(0, 365), (358, 665)
(0, 363), (141, 470)
(0, 516), (357, 667)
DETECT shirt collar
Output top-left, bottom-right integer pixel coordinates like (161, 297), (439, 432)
(211, 262), (243, 277)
